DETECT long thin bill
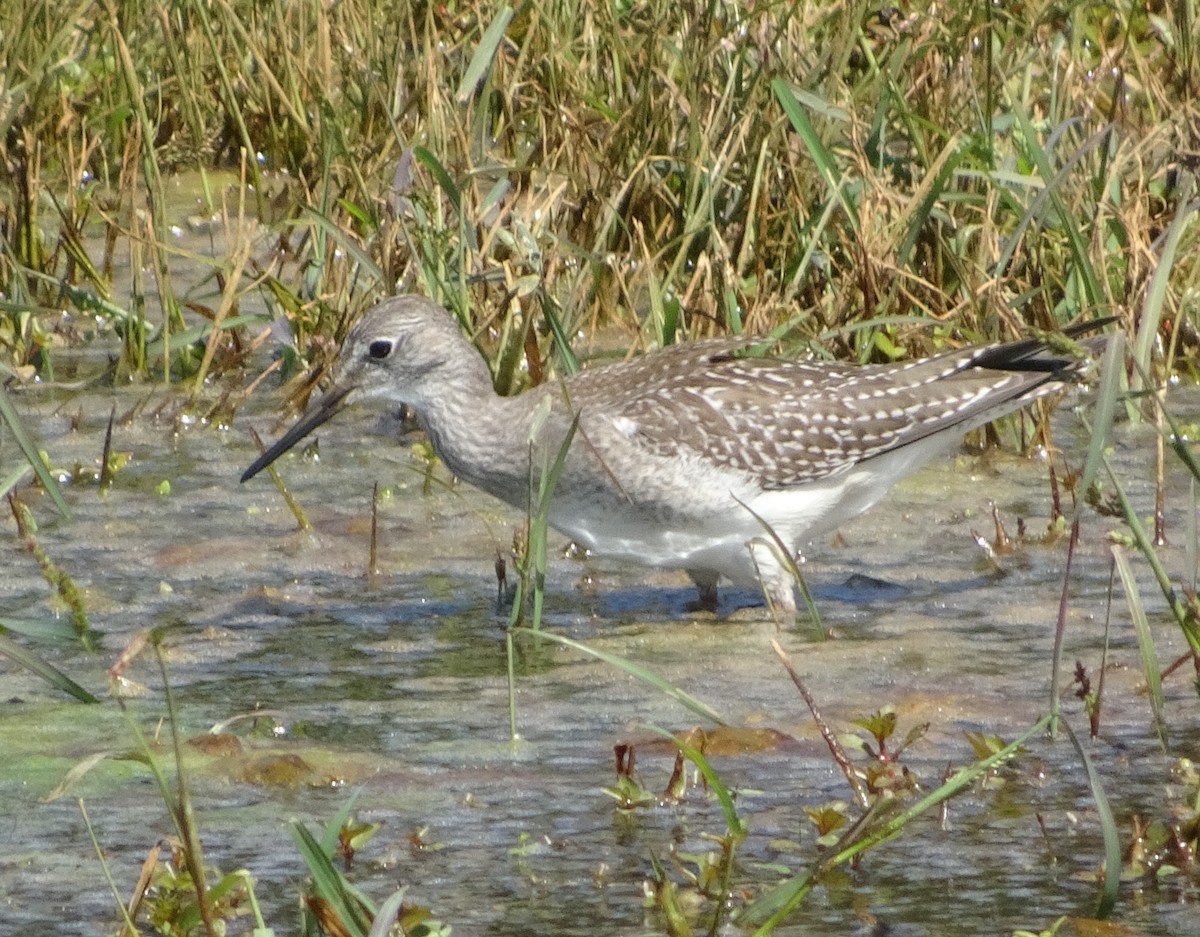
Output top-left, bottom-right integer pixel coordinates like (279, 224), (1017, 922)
(240, 384), (354, 482)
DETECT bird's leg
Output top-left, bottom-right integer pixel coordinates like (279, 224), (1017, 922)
(494, 551), (516, 609)
(747, 538), (798, 628)
(686, 569), (721, 612)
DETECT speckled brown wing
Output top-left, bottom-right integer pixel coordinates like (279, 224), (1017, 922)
(584, 343), (1078, 491)
(561, 337), (752, 407)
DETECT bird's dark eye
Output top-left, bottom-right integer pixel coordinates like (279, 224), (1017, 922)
(368, 339), (393, 360)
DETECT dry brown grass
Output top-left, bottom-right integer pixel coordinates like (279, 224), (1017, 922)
(1, 0), (1197, 386)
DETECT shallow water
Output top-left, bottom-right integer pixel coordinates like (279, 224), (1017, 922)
(2, 321), (1199, 935)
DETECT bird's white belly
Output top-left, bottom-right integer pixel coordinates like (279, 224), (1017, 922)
(547, 433), (954, 584)
(544, 474), (854, 585)
(551, 505), (761, 581)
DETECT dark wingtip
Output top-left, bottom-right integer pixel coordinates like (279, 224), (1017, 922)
(972, 317), (1118, 374)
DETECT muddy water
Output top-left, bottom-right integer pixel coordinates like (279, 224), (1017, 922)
(2, 315), (1199, 935)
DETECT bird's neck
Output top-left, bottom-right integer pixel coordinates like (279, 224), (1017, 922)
(413, 362), (553, 508)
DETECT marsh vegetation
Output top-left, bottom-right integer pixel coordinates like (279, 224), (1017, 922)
(2, 1), (1199, 935)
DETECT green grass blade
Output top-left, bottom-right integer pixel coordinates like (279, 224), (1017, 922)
(506, 411), (578, 733)
(505, 627), (519, 741)
(510, 410), (578, 633)
(318, 789), (364, 856)
(78, 799), (141, 934)
(9, 276), (131, 323)
(412, 145), (479, 271)
(541, 296), (579, 376)
(648, 725), (744, 838)
(771, 78), (860, 228)
(742, 712), (1054, 931)
(895, 140), (964, 271)
(1126, 353), (1200, 485)
(509, 628), (728, 726)
(1048, 520), (1080, 736)
(734, 494), (823, 635)
(1007, 107), (1103, 310)
(491, 304), (532, 397)
(650, 724), (745, 935)
(1129, 175), (1195, 410)
(0, 615), (80, 642)
(0, 384), (69, 517)
(366, 888), (408, 937)
(291, 820), (371, 937)
(297, 209), (386, 285)
(1111, 545), (1167, 745)
(1074, 332), (1125, 520)
(152, 644), (215, 931)
(1, 464), (30, 500)
(1190, 477), (1197, 594)
(645, 261), (671, 348)
(0, 632), (98, 702)
(456, 7), (513, 102)
(1061, 719), (1121, 918)
(1103, 454), (1200, 653)
(144, 314), (271, 359)
(412, 147), (463, 218)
